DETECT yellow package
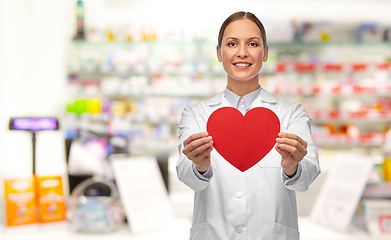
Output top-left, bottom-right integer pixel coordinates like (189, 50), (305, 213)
(37, 176), (67, 223)
(383, 157), (391, 181)
(4, 177), (37, 227)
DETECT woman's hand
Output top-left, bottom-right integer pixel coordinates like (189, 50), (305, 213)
(182, 132), (214, 173)
(275, 132), (307, 177)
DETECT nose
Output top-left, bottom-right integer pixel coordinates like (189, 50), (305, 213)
(237, 45), (248, 58)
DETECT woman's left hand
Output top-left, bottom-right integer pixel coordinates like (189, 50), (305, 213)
(275, 132), (307, 177)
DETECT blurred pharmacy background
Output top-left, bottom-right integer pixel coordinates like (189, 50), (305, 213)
(1, 0), (391, 239)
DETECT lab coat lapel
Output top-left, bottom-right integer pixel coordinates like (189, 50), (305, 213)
(205, 91), (231, 115)
(250, 87), (278, 111)
(250, 95), (265, 109)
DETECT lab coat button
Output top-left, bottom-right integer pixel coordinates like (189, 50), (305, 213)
(240, 105), (245, 108)
(236, 192), (243, 198)
(236, 226), (243, 233)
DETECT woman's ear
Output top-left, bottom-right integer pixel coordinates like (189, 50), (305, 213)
(263, 45), (269, 62)
(216, 45), (222, 62)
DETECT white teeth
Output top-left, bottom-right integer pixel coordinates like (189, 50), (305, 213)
(235, 63), (250, 67)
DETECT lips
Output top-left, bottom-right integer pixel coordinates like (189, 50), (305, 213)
(233, 62), (252, 67)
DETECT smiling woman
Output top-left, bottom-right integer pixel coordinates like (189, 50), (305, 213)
(176, 11), (321, 240)
(217, 16), (269, 96)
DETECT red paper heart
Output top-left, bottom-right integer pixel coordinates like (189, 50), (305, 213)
(207, 107), (280, 172)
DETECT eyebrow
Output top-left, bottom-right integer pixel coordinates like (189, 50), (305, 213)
(226, 37), (261, 41)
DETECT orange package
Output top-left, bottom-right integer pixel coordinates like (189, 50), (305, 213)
(37, 176), (67, 223)
(4, 177), (37, 227)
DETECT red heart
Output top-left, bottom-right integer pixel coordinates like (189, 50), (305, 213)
(207, 107), (280, 172)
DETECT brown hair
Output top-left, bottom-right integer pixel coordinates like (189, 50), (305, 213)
(217, 11), (267, 48)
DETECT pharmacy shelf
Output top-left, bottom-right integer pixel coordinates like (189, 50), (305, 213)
(362, 182), (391, 199)
(308, 110), (391, 122)
(67, 84), (391, 98)
(67, 92), (215, 99)
(313, 133), (385, 148)
(269, 40), (391, 48)
(66, 37), (391, 153)
(274, 62), (390, 73)
(270, 84), (391, 97)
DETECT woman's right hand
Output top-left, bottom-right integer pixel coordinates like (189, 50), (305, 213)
(182, 132), (213, 173)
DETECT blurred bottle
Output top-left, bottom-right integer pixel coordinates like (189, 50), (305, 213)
(107, 25), (115, 42)
(383, 127), (391, 181)
(384, 27), (391, 42)
(125, 24), (133, 42)
(74, 0), (85, 40)
(150, 26), (157, 41)
(141, 25), (147, 41)
(319, 21), (331, 42)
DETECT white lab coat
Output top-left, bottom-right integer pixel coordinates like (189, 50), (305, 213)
(177, 88), (321, 240)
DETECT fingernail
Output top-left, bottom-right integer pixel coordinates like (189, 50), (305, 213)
(276, 138), (280, 142)
(207, 136), (212, 140)
(278, 133), (283, 137)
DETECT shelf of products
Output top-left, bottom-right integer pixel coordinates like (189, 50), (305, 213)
(65, 39), (391, 155)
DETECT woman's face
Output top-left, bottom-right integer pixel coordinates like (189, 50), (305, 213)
(217, 18), (268, 84)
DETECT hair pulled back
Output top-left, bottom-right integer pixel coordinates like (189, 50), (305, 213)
(218, 11), (267, 48)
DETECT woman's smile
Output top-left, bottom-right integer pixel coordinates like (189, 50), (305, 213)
(233, 61), (252, 69)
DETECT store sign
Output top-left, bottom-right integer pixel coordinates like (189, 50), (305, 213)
(9, 118), (58, 131)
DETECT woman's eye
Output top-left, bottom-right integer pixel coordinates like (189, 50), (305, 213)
(228, 42), (237, 47)
(249, 42), (258, 47)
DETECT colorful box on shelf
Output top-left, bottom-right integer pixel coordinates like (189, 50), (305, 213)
(67, 99), (102, 115)
(323, 63), (343, 71)
(308, 109), (391, 121)
(294, 63), (316, 72)
(313, 132), (386, 147)
(361, 199), (391, 235)
(4, 177), (37, 227)
(3, 176), (67, 227)
(359, 132), (386, 145)
(274, 61), (390, 73)
(37, 176), (67, 224)
(268, 84), (391, 96)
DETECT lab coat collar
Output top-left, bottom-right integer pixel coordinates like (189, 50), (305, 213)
(205, 86), (278, 107)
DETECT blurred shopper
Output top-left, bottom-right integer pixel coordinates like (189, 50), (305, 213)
(176, 11), (320, 240)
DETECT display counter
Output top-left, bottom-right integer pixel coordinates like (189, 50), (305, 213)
(1, 217), (391, 240)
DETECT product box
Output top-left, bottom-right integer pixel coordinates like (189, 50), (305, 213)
(36, 176), (67, 224)
(361, 199), (391, 235)
(4, 177), (37, 227)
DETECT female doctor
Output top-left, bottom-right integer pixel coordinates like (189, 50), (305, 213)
(176, 11), (321, 240)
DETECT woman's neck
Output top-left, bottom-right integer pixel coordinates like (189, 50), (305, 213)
(227, 77), (260, 97)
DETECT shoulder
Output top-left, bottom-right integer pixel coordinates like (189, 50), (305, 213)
(185, 99), (207, 113)
(261, 88), (308, 118)
(186, 91), (224, 111)
(281, 99), (303, 111)
(261, 88), (302, 110)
